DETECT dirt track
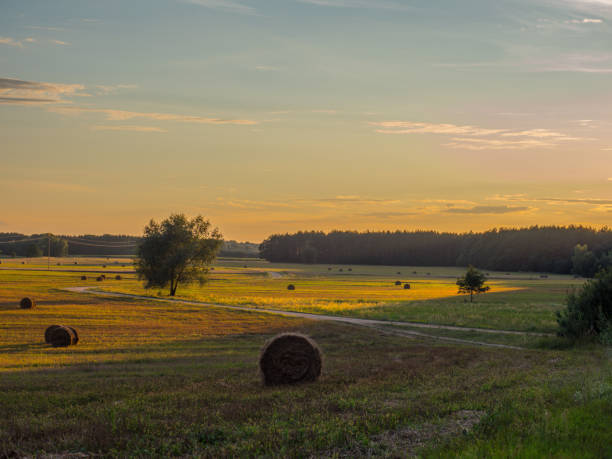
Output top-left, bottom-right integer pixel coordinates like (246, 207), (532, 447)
(65, 287), (552, 350)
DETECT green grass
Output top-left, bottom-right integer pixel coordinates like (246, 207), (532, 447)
(1, 263), (610, 457)
(87, 259), (582, 334)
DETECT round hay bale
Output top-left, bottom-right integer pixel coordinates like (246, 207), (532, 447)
(404, 283), (411, 289)
(259, 333), (322, 386)
(67, 326), (79, 344)
(47, 325), (77, 347)
(80, 275), (87, 280)
(44, 325), (62, 343)
(115, 275), (122, 280)
(287, 284), (295, 290)
(96, 276), (103, 282)
(394, 280), (402, 286)
(20, 297), (35, 309)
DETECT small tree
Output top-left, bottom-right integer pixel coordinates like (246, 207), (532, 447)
(135, 214), (223, 296)
(557, 268), (612, 340)
(456, 265), (490, 302)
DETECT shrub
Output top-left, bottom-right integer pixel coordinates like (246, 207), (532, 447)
(404, 283), (411, 289)
(287, 284), (295, 290)
(395, 280), (402, 285)
(80, 275), (87, 280)
(96, 276), (103, 281)
(557, 268), (612, 340)
(115, 275), (122, 280)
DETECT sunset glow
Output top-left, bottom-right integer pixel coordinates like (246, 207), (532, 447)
(2, 0), (611, 240)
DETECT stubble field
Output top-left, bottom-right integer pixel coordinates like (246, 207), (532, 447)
(0, 257), (610, 457)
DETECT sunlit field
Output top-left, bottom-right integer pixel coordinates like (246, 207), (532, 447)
(0, 261), (611, 457)
(44, 257), (579, 334)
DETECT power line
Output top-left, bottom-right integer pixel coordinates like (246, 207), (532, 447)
(64, 239), (138, 248)
(0, 236), (48, 244)
(61, 236), (138, 245)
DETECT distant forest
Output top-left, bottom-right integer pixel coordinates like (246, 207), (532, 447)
(0, 234), (259, 258)
(259, 226), (612, 276)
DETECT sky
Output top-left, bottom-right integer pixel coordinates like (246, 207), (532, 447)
(1, 0), (611, 242)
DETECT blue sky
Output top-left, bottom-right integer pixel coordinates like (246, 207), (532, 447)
(1, 0), (611, 240)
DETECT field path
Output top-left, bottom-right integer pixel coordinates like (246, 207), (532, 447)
(65, 287), (552, 350)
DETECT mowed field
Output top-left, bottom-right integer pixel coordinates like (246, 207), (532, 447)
(1, 258), (611, 457)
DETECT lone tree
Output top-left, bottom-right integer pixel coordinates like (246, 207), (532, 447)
(135, 214), (223, 296)
(456, 265), (490, 302)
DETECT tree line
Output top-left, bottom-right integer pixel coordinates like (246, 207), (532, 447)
(259, 226), (612, 276)
(0, 233), (258, 258)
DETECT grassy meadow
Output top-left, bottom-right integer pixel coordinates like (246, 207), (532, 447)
(1, 258), (610, 457)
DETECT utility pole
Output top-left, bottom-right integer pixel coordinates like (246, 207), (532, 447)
(47, 233), (50, 271)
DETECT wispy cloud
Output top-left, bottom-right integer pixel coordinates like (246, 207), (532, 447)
(298, 0), (412, 11)
(487, 194), (612, 206)
(91, 125), (167, 133)
(0, 77), (87, 104)
(536, 197), (612, 205)
(255, 65), (282, 71)
(49, 106), (258, 125)
(443, 137), (558, 150)
(94, 84), (138, 95)
(371, 121), (506, 137)
(371, 120), (586, 150)
(308, 195), (400, 205)
(0, 36), (69, 48)
(3, 179), (94, 193)
(0, 37), (25, 48)
(182, 0), (256, 14)
(566, 18), (604, 23)
(25, 26), (67, 32)
(444, 205), (531, 214)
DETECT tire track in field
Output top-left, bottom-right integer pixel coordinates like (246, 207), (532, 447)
(65, 287), (551, 350)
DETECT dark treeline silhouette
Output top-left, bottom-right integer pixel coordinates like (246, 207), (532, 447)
(259, 226), (612, 274)
(0, 233), (259, 258)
